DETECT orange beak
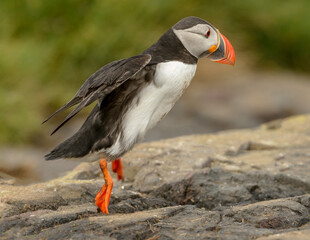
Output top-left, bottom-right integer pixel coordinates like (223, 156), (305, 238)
(208, 31), (235, 66)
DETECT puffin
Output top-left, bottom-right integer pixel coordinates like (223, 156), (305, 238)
(43, 16), (235, 214)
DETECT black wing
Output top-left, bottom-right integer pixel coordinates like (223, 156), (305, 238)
(43, 54), (152, 135)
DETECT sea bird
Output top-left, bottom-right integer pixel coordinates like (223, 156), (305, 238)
(43, 16), (235, 214)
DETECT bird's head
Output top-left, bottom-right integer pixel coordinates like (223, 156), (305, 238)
(173, 16), (235, 65)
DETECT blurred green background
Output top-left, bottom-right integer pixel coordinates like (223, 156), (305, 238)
(1, 0), (310, 146)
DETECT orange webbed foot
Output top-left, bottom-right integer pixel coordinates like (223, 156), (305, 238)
(95, 158), (113, 214)
(95, 184), (113, 214)
(112, 158), (123, 180)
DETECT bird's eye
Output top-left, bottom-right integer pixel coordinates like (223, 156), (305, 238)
(205, 30), (211, 38)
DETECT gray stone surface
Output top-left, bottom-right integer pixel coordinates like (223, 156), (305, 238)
(1, 115), (310, 239)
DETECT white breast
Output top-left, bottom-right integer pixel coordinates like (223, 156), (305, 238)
(106, 61), (197, 157)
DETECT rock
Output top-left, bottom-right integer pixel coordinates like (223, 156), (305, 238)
(151, 169), (310, 210)
(256, 229), (310, 240)
(1, 115), (310, 239)
(229, 198), (309, 229)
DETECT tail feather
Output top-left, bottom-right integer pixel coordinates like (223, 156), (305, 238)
(45, 105), (102, 160)
(44, 140), (74, 160)
(45, 131), (92, 160)
(44, 149), (61, 160)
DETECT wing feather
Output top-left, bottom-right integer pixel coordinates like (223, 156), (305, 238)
(43, 54), (151, 135)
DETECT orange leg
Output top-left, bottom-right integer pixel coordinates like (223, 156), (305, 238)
(95, 158), (113, 214)
(111, 158), (124, 180)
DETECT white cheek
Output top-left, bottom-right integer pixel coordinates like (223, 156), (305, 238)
(173, 29), (216, 58)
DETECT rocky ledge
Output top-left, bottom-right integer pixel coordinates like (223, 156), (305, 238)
(1, 115), (310, 239)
